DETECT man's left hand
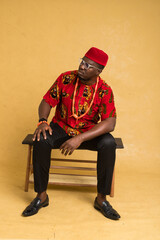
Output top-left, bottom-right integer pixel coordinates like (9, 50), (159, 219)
(59, 135), (83, 156)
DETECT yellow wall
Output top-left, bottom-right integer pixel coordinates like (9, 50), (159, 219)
(0, 0), (160, 181)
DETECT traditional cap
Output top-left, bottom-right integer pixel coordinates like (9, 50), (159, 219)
(85, 47), (108, 66)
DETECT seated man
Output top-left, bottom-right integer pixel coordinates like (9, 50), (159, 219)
(22, 47), (121, 220)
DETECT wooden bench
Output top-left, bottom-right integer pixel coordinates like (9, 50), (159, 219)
(22, 134), (124, 197)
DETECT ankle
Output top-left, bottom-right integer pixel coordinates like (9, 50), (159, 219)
(97, 193), (106, 205)
(37, 191), (47, 202)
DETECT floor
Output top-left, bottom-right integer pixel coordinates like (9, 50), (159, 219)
(0, 161), (160, 240)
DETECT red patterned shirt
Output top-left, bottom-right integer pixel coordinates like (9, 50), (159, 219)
(43, 70), (116, 136)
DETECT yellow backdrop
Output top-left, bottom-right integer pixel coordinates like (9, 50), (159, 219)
(1, 0), (159, 174)
(0, 0), (160, 239)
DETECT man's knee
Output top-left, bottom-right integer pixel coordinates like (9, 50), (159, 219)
(97, 133), (116, 150)
(33, 131), (52, 147)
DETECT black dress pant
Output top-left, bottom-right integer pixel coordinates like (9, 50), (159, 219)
(33, 122), (116, 195)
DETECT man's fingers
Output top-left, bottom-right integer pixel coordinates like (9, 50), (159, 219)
(33, 124), (52, 141)
(42, 129), (47, 139)
(64, 149), (70, 156)
(33, 129), (38, 141)
(60, 144), (68, 155)
(61, 148), (67, 155)
(65, 148), (74, 156)
(36, 129), (42, 141)
(33, 134), (36, 141)
(49, 126), (52, 135)
(69, 149), (73, 155)
(60, 144), (74, 156)
(59, 143), (65, 150)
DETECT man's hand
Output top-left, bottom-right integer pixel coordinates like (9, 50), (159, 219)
(33, 123), (52, 141)
(60, 135), (83, 156)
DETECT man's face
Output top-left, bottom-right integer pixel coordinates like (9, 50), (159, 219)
(78, 56), (102, 80)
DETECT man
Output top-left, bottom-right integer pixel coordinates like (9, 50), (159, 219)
(22, 47), (121, 220)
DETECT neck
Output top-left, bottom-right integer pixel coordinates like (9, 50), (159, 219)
(79, 76), (98, 85)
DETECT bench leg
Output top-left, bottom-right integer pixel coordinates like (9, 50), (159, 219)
(110, 168), (115, 197)
(24, 145), (32, 192)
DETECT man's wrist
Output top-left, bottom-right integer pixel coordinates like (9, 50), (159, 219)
(39, 118), (47, 122)
(37, 121), (49, 127)
(77, 133), (85, 143)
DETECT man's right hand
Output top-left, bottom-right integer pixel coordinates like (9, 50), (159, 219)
(33, 123), (52, 141)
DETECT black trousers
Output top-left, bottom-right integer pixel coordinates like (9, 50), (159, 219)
(33, 122), (116, 195)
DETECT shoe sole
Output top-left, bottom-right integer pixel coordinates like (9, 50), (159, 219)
(43, 203), (49, 208)
(94, 205), (101, 211)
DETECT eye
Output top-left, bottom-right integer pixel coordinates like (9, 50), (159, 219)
(84, 62), (89, 69)
(81, 60), (86, 66)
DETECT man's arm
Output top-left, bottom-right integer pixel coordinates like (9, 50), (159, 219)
(60, 117), (116, 155)
(33, 99), (52, 141)
(38, 99), (52, 120)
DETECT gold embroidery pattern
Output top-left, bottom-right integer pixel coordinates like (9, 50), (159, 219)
(67, 127), (79, 136)
(62, 91), (69, 98)
(50, 85), (59, 100)
(62, 72), (76, 85)
(78, 102), (89, 117)
(99, 103), (107, 114)
(92, 114), (100, 123)
(60, 103), (67, 119)
(99, 89), (108, 98)
(83, 86), (92, 100)
(78, 122), (87, 128)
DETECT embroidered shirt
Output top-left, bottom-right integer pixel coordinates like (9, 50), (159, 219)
(43, 70), (116, 136)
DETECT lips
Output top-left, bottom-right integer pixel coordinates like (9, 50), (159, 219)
(78, 70), (84, 76)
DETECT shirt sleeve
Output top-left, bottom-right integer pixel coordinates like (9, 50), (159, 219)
(100, 86), (116, 120)
(43, 73), (63, 108)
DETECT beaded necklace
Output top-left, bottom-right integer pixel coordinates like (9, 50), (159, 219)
(71, 76), (99, 121)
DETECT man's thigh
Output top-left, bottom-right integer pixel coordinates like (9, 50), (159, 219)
(77, 133), (115, 152)
(47, 123), (115, 151)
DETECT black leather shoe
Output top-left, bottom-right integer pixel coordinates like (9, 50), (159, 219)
(94, 197), (121, 220)
(22, 195), (49, 217)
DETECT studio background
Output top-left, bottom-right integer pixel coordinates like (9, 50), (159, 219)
(0, 0), (160, 239)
